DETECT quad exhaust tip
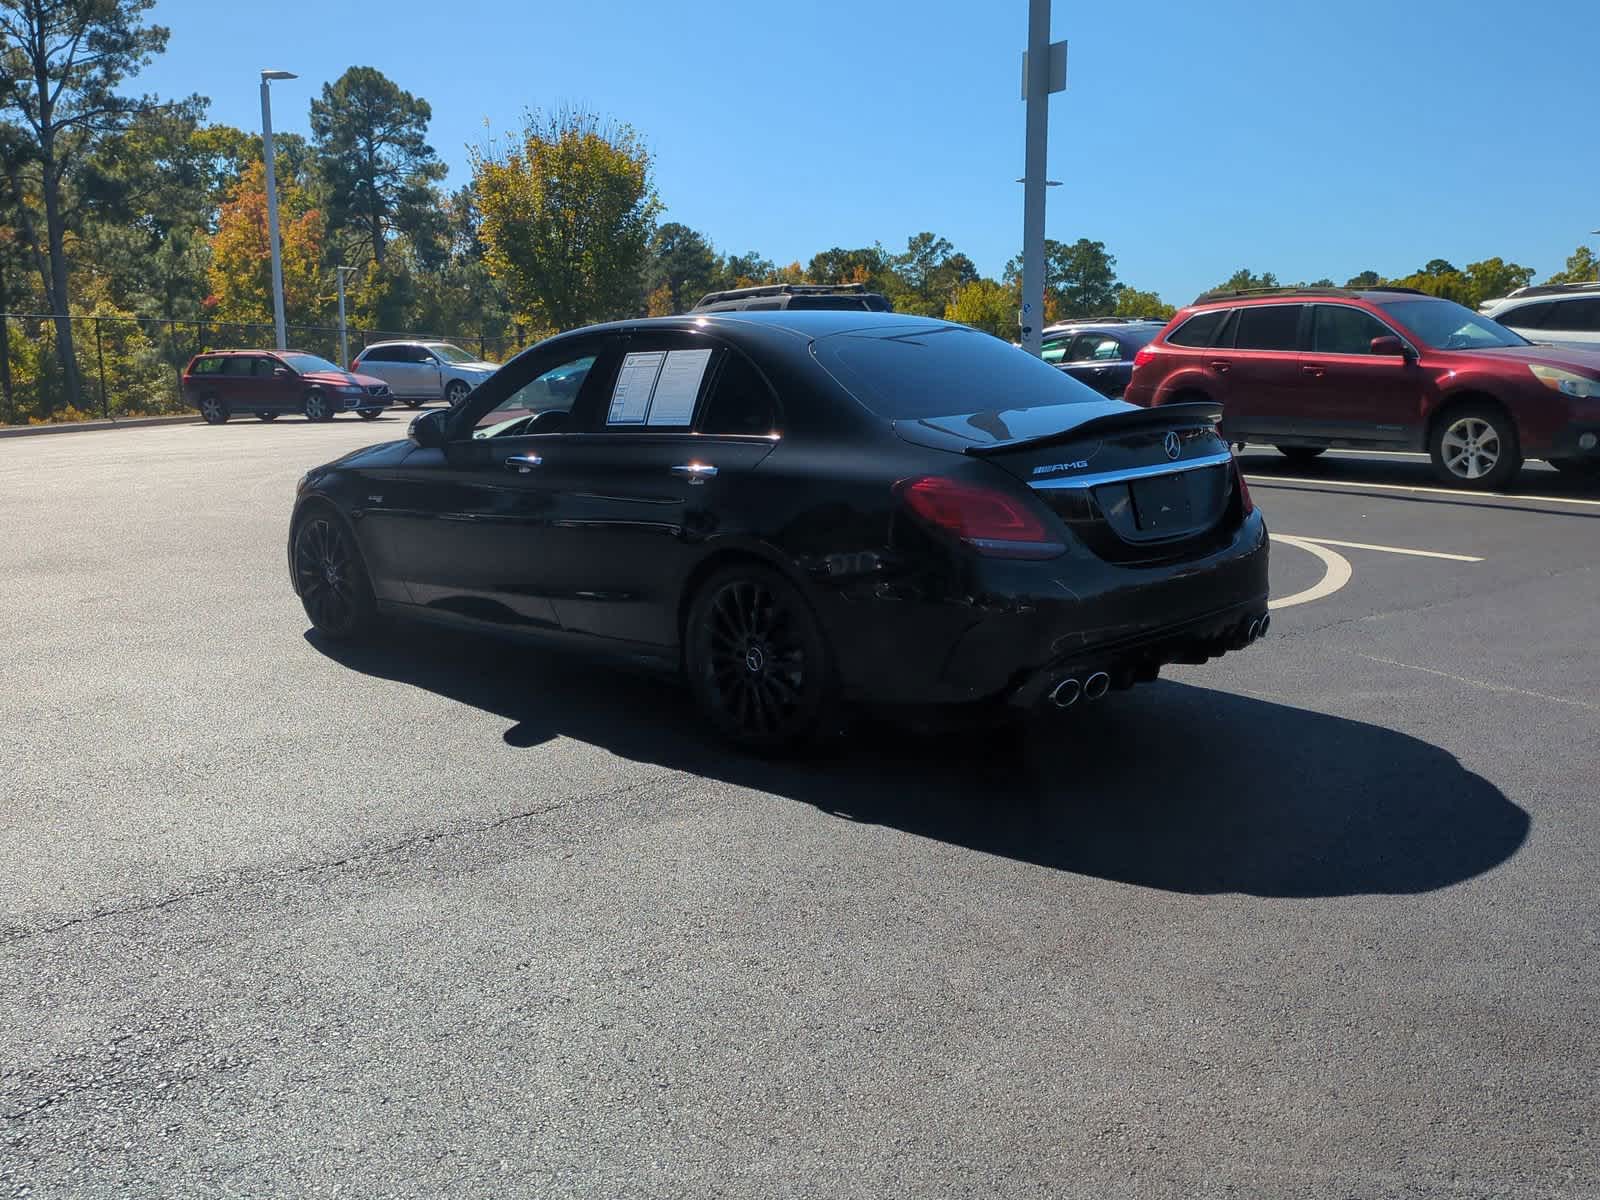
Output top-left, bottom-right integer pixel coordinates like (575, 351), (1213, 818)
(1084, 671), (1111, 701)
(1049, 678), (1081, 709)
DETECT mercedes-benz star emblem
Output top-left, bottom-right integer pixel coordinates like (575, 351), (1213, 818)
(1163, 431), (1182, 460)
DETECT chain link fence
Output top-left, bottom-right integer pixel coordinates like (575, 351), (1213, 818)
(0, 314), (528, 425)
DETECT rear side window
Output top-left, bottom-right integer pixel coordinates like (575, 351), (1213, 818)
(815, 324), (1103, 421)
(1497, 302), (1552, 329)
(699, 352), (777, 435)
(1312, 305), (1392, 355)
(1166, 309), (1229, 347)
(1234, 304), (1304, 351)
(1041, 336), (1070, 364)
(189, 356), (223, 375)
(361, 346), (398, 363)
(1547, 298), (1600, 332)
(221, 356), (255, 377)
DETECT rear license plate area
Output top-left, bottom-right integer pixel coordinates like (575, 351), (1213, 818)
(1130, 474), (1194, 533)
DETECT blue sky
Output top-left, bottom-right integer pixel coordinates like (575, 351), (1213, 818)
(138, 0), (1600, 305)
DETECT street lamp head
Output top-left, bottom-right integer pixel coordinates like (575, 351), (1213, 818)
(260, 69), (297, 81)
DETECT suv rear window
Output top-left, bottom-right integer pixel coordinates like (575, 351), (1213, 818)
(1547, 298), (1600, 332)
(814, 324), (1101, 420)
(188, 356), (223, 375)
(1234, 304), (1304, 351)
(1497, 301), (1553, 329)
(1166, 309), (1229, 347)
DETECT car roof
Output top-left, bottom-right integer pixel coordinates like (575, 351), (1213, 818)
(1043, 320), (1162, 334)
(547, 309), (960, 343)
(1188, 286), (1436, 309)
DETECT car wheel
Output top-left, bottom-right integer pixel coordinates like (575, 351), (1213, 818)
(445, 379), (471, 407)
(404, 399), (421, 409)
(257, 411), (278, 422)
(1430, 404), (1522, 489)
(357, 409), (380, 421)
(303, 389), (334, 422)
(291, 507), (378, 640)
(1276, 446), (1325, 463)
(684, 564), (833, 753)
(199, 395), (229, 425)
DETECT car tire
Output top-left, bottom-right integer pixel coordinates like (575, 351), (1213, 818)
(445, 379), (471, 407)
(1429, 404), (1522, 490)
(290, 506), (378, 640)
(257, 411), (278, 422)
(1276, 446), (1325, 463)
(357, 409), (380, 421)
(303, 389), (334, 423)
(404, 399), (421, 409)
(199, 395), (229, 425)
(684, 564), (834, 754)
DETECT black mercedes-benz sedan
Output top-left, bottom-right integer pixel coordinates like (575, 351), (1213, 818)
(289, 311), (1270, 750)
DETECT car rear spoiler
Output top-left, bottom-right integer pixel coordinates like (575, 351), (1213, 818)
(963, 401), (1223, 456)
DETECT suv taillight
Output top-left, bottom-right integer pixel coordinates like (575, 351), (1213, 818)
(1132, 346), (1156, 369)
(896, 476), (1065, 559)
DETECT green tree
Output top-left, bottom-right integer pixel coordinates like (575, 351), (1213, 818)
(807, 244), (889, 286)
(1006, 238), (1122, 318)
(1464, 257), (1534, 305)
(645, 222), (719, 312)
(719, 250), (775, 289)
(1113, 287), (1175, 320)
(1213, 268), (1280, 294)
(0, 0), (171, 411)
(1344, 270), (1382, 288)
(888, 232), (976, 316)
(945, 278), (1016, 341)
(1543, 246), (1597, 285)
(309, 67), (444, 269)
(471, 106), (659, 334)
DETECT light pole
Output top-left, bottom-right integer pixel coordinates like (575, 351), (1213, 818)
(335, 266), (358, 367)
(1018, 0), (1066, 356)
(1591, 229), (1600, 282)
(259, 69), (297, 350)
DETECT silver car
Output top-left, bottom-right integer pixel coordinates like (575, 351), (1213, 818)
(349, 341), (500, 408)
(1479, 284), (1600, 352)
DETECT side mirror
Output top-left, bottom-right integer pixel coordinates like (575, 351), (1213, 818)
(273, 366), (291, 378)
(409, 408), (450, 448)
(1370, 335), (1412, 359)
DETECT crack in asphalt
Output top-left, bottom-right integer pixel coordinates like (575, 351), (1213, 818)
(0, 773), (679, 947)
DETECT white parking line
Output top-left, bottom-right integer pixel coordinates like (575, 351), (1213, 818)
(1268, 535), (1353, 610)
(1247, 473), (1600, 508)
(1290, 536), (1483, 563)
(1359, 654), (1600, 713)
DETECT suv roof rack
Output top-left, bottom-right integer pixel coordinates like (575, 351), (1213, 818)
(1191, 284), (1427, 304)
(693, 282), (869, 307)
(1042, 315), (1153, 327)
(1500, 281), (1600, 300)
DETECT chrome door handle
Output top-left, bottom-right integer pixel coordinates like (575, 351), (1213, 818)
(504, 454), (543, 473)
(671, 463), (718, 480)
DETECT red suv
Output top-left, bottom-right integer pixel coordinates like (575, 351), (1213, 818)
(182, 350), (393, 424)
(1124, 287), (1600, 489)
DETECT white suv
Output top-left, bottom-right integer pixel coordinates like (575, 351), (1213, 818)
(1480, 284), (1600, 351)
(350, 341), (500, 408)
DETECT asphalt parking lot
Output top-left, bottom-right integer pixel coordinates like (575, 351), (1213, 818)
(3, 417), (1598, 1198)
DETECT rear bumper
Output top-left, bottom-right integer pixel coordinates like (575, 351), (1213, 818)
(813, 510), (1270, 708)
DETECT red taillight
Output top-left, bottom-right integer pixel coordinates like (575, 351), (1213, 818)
(1132, 345), (1156, 369)
(1231, 455), (1254, 515)
(896, 476), (1065, 559)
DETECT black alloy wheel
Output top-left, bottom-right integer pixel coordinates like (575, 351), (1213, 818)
(357, 409), (380, 421)
(1276, 445), (1326, 463)
(303, 389), (334, 422)
(445, 379), (471, 407)
(292, 510), (376, 639)
(257, 411), (278, 422)
(685, 565), (832, 752)
(199, 395), (228, 424)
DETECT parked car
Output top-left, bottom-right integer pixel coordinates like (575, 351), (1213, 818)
(349, 341), (501, 408)
(183, 350), (392, 424)
(288, 311), (1270, 751)
(1479, 283), (1600, 351)
(1124, 286), (1600, 488)
(1040, 319), (1164, 398)
(690, 283), (893, 313)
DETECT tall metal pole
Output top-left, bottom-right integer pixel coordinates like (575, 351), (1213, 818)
(259, 72), (294, 351)
(1019, 0), (1051, 357)
(336, 267), (354, 367)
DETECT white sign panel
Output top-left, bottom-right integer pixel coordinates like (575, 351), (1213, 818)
(645, 349), (713, 427)
(607, 352), (665, 424)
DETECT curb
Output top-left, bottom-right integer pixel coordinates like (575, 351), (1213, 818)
(0, 414), (200, 439)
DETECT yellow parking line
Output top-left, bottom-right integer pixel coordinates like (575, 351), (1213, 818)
(1247, 473), (1600, 508)
(1291, 536), (1483, 563)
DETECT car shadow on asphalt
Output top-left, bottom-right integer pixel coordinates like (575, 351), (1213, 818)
(307, 627), (1529, 899)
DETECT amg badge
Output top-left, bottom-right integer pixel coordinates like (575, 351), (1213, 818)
(1032, 459), (1090, 477)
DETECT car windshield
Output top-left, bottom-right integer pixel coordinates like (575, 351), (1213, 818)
(278, 353), (343, 374)
(428, 343), (478, 363)
(815, 323), (1104, 420)
(1378, 300), (1530, 350)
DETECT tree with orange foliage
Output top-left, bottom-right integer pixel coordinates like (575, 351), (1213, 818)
(205, 160), (326, 329)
